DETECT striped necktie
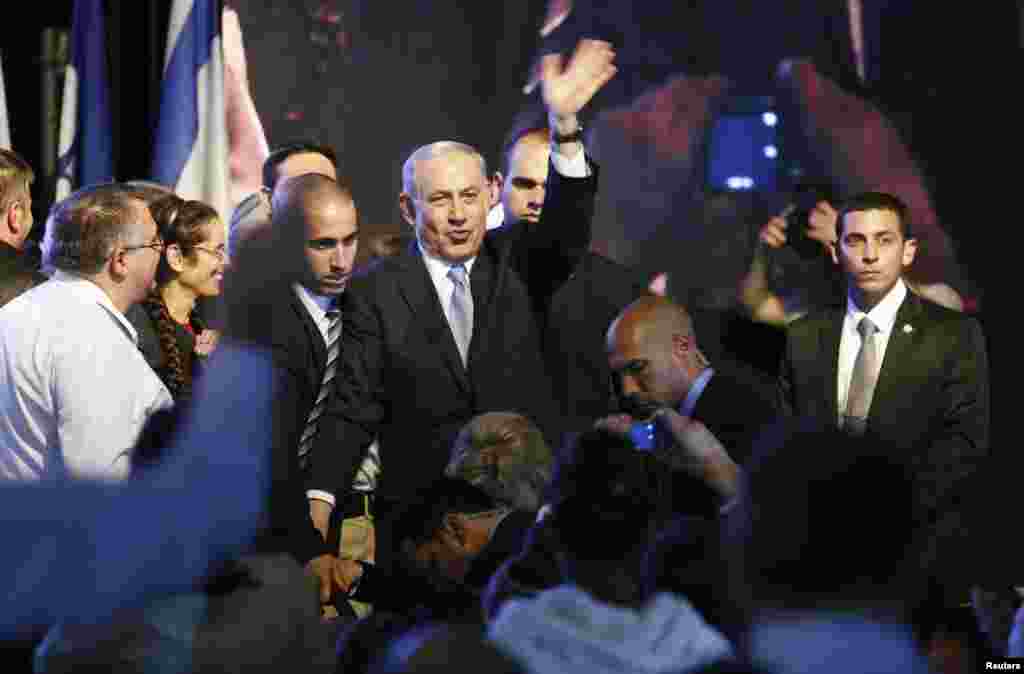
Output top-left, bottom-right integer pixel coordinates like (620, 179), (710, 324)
(298, 307), (341, 468)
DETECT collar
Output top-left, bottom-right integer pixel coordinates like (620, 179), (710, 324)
(293, 283), (337, 319)
(51, 269), (139, 344)
(487, 205), (505, 230)
(680, 367), (714, 417)
(418, 241), (477, 286)
(846, 277), (906, 335)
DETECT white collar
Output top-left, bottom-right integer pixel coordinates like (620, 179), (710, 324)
(417, 241), (476, 282)
(51, 269), (138, 344)
(292, 283), (337, 318)
(486, 205), (505, 230)
(846, 277), (907, 335)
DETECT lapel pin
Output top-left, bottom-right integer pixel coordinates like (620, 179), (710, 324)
(903, 324), (913, 334)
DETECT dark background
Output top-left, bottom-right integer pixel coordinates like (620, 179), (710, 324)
(4, 1), (1017, 470)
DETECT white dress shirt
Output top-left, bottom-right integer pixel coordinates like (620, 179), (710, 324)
(486, 205), (505, 230)
(293, 283), (337, 338)
(0, 271), (173, 482)
(836, 278), (907, 423)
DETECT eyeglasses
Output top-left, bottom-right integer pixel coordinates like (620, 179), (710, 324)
(123, 237), (165, 254)
(194, 245), (227, 262)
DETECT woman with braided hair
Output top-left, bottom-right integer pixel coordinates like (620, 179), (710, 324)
(127, 195), (226, 399)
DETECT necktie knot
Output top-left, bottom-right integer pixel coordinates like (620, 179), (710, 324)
(447, 263), (467, 287)
(857, 316), (877, 338)
(326, 308), (340, 322)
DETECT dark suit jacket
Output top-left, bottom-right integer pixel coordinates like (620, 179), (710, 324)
(659, 365), (779, 519)
(248, 284), (334, 565)
(0, 242), (46, 309)
(778, 290), (989, 582)
(311, 161), (598, 508)
(544, 252), (650, 436)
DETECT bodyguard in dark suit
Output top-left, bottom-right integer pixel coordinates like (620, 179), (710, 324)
(778, 192), (989, 600)
(247, 174), (363, 603)
(308, 40), (618, 569)
(604, 295), (778, 516)
(494, 126), (651, 435)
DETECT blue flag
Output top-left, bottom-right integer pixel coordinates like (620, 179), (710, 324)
(56, 0), (114, 201)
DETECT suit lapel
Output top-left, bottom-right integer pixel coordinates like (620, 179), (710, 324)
(394, 247), (471, 395)
(288, 287), (327, 373)
(466, 240), (496, 370)
(819, 306), (845, 421)
(868, 292), (924, 425)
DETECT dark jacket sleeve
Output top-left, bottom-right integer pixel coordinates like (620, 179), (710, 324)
(261, 342), (333, 565)
(914, 315), (990, 525)
(504, 157), (600, 306)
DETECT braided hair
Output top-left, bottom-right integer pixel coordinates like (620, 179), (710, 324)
(145, 195), (219, 398)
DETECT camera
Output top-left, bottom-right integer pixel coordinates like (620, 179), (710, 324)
(784, 181), (836, 260)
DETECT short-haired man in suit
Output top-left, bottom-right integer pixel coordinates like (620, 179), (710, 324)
(778, 191), (989, 602)
(251, 173), (362, 607)
(308, 40), (617, 577)
(493, 127), (651, 435)
(604, 295), (778, 516)
(0, 148), (44, 308)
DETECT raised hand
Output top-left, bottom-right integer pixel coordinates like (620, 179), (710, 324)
(540, 39), (617, 127)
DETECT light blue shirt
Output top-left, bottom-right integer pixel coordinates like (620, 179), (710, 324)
(680, 367), (714, 418)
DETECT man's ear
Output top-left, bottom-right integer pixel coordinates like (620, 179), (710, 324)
(902, 237), (918, 268)
(671, 333), (692, 360)
(398, 193), (417, 228)
(490, 171), (504, 208)
(108, 244), (130, 281)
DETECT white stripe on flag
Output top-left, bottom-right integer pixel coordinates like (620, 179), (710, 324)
(0, 53), (11, 150)
(176, 47), (230, 221)
(55, 65), (79, 202)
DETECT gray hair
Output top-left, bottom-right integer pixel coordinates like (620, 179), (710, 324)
(445, 412), (553, 512)
(401, 141), (488, 200)
(41, 183), (147, 274)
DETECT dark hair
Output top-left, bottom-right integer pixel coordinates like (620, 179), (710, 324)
(262, 142), (338, 190)
(501, 126), (549, 174)
(836, 191), (913, 240)
(391, 477), (498, 549)
(549, 428), (666, 563)
(144, 195), (220, 398)
(725, 418), (918, 611)
(644, 516), (732, 635)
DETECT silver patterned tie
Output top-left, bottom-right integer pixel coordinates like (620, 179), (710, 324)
(447, 263), (473, 366)
(843, 316), (879, 435)
(298, 308), (341, 468)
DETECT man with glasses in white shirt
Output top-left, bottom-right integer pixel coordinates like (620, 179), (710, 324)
(0, 183), (173, 482)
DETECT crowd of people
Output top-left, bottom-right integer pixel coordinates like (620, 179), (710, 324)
(0, 35), (1013, 674)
